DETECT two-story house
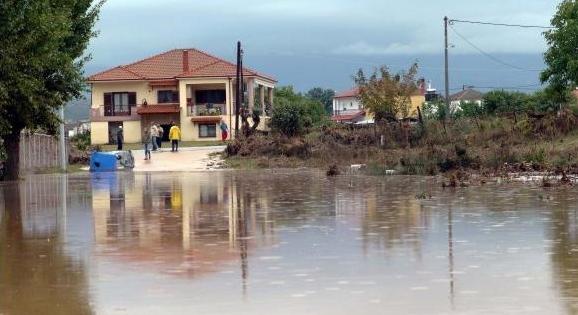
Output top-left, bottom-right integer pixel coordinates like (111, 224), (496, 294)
(88, 48), (276, 145)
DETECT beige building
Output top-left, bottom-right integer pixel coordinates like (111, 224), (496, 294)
(88, 48), (277, 145)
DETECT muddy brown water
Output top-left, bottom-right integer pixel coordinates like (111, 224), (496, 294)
(1, 170), (578, 314)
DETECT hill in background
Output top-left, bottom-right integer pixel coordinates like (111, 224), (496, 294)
(65, 93), (90, 123)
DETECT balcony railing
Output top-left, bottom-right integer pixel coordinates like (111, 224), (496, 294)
(104, 104), (133, 116)
(187, 103), (226, 116)
(91, 105), (140, 122)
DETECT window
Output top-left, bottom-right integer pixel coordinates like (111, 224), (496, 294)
(104, 92), (136, 115)
(195, 90), (226, 104)
(199, 124), (217, 138)
(158, 90), (179, 103)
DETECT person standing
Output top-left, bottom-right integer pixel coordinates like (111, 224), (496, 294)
(220, 119), (229, 142)
(142, 129), (152, 160)
(157, 124), (164, 150)
(169, 122), (181, 152)
(116, 126), (124, 150)
(150, 123), (158, 151)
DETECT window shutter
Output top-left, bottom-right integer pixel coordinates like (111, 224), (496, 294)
(104, 93), (112, 106)
(128, 92), (137, 106)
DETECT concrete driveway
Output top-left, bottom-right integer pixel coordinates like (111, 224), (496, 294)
(132, 146), (226, 172)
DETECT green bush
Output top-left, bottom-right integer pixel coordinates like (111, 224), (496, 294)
(271, 86), (329, 136)
(70, 130), (91, 151)
(271, 100), (302, 136)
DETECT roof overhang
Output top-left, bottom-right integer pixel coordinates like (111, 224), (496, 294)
(86, 79), (148, 84)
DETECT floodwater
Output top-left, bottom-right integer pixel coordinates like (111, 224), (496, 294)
(2, 171), (578, 314)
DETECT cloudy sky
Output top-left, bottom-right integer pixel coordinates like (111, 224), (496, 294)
(87, 0), (560, 92)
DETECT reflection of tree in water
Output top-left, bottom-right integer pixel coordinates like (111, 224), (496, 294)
(358, 184), (429, 255)
(549, 192), (578, 314)
(0, 184), (93, 315)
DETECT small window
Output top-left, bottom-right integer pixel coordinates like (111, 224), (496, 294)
(199, 124), (217, 138)
(158, 90), (179, 103)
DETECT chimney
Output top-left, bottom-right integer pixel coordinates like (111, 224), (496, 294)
(182, 49), (189, 72)
(418, 78), (426, 95)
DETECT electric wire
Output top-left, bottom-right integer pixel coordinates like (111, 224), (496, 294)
(449, 19), (553, 29)
(449, 24), (543, 72)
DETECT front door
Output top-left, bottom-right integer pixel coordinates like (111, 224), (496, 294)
(108, 122), (123, 144)
(160, 124), (172, 142)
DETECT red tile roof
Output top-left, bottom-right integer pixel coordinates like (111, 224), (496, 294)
(331, 110), (365, 122)
(334, 87), (360, 99)
(88, 48), (276, 82)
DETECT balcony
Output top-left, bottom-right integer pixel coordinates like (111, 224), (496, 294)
(187, 103), (226, 116)
(91, 105), (140, 122)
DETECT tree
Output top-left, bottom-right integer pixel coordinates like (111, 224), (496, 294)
(0, 0), (104, 180)
(483, 90), (529, 116)
(541, 0), (578, 104)
(353, 63), (419, 123)
(271, 86), (327, 136)
(305, 87), (335, 114)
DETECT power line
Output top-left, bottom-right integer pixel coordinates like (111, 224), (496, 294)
(449, 24), (543, 72)
(449, 84), (543, 91)
(449, 19), (553, 29)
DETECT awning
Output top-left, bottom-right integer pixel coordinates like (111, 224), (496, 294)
(190, 116), (222, 123)
(137, 104), (180, 114)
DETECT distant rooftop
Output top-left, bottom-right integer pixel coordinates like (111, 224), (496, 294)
(450, 88), (484, 102)
(334, 87), (360, 99)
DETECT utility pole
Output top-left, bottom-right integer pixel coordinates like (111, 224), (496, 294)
(235, 41), (241, 137)
(240, 47), (244, 110)
(444, 16), (450, 111)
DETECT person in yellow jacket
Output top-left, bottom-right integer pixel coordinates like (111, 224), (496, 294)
(169, 121), (181, 152)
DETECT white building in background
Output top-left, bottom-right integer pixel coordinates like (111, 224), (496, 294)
(67, 120), (91, 138)
(331, 88), (366, 123)
(332, 87), (363, 114)
(450, 88), (484, 110)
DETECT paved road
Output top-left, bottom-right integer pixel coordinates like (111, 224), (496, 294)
(132, 146), (226, 172)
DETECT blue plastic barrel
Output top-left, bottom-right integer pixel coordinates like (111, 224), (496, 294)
(89, 152), (118, 172)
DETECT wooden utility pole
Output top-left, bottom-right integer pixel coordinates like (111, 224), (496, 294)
(240, 48), (244, 108)
(235, 41), (241, 137)
(444, 16), (450, 111)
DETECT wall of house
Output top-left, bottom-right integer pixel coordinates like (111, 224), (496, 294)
(409, 95), (426, 117)
(91, 122), (109, 145)
(333, 97), (362, 113)
(123, 121), (142, 143)
(450, 100), (483, 112)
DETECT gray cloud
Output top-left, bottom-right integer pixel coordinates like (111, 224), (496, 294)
(85, 0), (559, 90)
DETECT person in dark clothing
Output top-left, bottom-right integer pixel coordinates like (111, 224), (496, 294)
(116, 126), (124, 150)
(157, 124), (164, 149)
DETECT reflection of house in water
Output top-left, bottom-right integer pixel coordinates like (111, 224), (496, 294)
(90, 172), (276, 280)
